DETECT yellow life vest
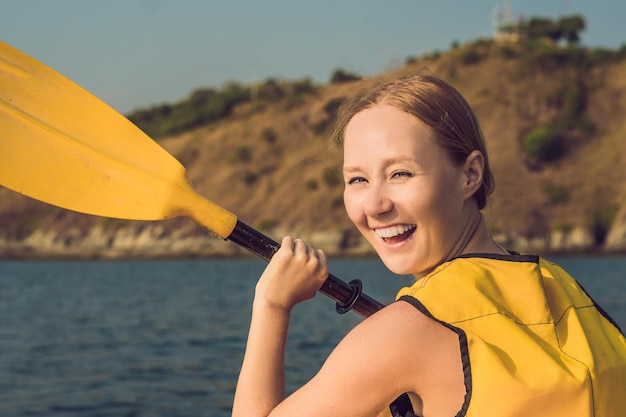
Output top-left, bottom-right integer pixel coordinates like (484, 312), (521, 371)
(383, 254), (626, 417)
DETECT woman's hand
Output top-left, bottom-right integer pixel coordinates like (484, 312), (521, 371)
(255, 236), (329, 312)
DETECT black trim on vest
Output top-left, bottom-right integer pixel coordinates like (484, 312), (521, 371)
(454, 252), (540, 263)
(575, 280), (625, 335)
(386, 296), (472, 417)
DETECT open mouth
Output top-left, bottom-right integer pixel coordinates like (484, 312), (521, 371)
(375, 224), (416, 243)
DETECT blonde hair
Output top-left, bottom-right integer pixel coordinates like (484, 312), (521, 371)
(332, 74), (494, 210)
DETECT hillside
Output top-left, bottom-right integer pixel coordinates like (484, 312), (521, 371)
(2, 38), (626, 258)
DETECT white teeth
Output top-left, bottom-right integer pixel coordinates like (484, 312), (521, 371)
(375, 224), (416, 239)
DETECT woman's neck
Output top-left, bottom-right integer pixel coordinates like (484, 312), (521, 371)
(460, 212), (508, 256)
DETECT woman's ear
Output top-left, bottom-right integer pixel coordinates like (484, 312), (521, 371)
(462, 150), (484, 200)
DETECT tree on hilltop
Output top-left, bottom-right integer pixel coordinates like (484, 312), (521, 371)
(523, 15), (586, 45)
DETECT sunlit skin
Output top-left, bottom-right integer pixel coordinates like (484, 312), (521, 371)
(342, 104), (504, 278)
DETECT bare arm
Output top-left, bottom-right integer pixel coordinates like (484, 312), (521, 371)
(232, 236), (329, 416)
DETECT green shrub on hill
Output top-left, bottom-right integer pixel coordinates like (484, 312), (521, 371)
(323, 97), (344, 118)
(232, 145), (252, 164)
(459, 47), (483, 65)
(330, 69), (361, 84)
(311, 97), (345, 136)
(522, 125), (563, 162)
(261, 127), (278, 144)
(305, 179), (319, 191)
(586, 205), (619, 246)
(243, 170), (258, 185)
(322, 167), (341, 187)
(497, 45), (518, 59)
(311, 119), (330, 136)
(541, 181), (570, 205)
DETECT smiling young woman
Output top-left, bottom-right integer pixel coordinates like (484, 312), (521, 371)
(341, 103), (504, 278)
(232, 74), (626, 417)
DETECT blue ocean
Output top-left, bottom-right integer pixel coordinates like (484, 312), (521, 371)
(1, 256), (625, 416)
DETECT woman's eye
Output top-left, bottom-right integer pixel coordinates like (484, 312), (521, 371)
(346, 177), (367, 185)
(391, 171), (413, 179)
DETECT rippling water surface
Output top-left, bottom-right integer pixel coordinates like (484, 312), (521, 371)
(0, 256), (624, 416)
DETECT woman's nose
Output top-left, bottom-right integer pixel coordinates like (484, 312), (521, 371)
(363, 185), (393, 217)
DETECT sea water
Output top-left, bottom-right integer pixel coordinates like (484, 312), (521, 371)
(0, 256), (624, 416)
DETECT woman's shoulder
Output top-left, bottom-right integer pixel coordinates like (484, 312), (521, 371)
(318, 300), (464, 410)
(338, 301), (461, 370)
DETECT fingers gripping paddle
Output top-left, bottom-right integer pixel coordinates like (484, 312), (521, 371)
(0, 41), (383, 317)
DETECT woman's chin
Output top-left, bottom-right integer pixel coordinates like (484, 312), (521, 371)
(378, 256), (417, 277)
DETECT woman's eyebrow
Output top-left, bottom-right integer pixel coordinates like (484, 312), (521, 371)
(343, 156), (417, 172)
(342, 166), (363, 176)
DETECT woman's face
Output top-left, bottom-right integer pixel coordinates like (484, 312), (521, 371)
(342, 104), (470, 277)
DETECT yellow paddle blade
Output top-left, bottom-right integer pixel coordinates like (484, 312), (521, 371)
(0, 41), (237, 239)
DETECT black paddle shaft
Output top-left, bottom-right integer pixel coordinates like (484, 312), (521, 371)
(228, 220), (385, 318)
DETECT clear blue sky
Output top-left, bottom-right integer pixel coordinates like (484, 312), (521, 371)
(2, 0), (624, 114)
